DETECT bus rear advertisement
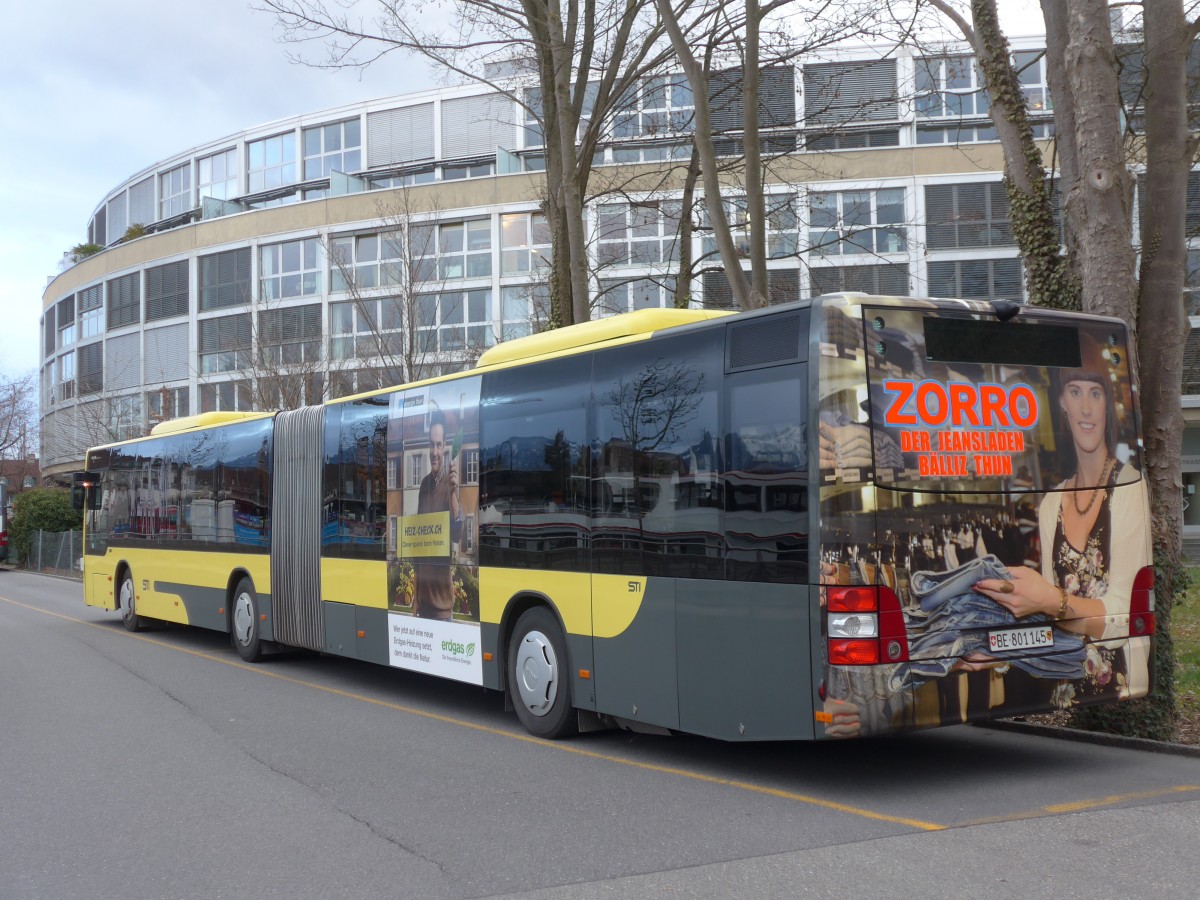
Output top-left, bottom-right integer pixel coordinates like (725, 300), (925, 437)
(76, 294), (1153, 741)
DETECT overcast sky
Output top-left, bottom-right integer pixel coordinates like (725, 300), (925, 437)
(0, 0), (1047, 383)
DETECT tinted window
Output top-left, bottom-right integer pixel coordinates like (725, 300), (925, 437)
(724, 364), (808, 582)
(592, 331), (723, 578)
(479, 357), (591, 570)
(329, 397), (389, 559)
(93, 418), (273, 554)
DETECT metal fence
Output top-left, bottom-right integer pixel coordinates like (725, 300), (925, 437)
(23, 530), (84, 580)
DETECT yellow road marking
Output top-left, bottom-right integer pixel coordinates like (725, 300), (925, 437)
(950, 786), (1200, 828)
(1042, 785), (1200, 814)
(2, 593), (946, 832)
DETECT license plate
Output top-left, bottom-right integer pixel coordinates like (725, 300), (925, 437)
(988, 625), (1055, 653)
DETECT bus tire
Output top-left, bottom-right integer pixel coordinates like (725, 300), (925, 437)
(508, 607), (577, 739)
(119, 570), (142, 632)
(231, 576), (263, 663)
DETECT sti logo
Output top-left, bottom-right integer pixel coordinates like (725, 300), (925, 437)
(880, 379), (1039, 429)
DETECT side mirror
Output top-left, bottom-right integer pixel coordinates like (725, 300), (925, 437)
(72, 472), (101, 511)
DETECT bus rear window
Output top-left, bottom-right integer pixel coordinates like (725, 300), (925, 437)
(923, 316), (1081, 368)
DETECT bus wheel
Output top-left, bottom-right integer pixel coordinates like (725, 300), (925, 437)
(508, 608), (577, 739)
(231, 577), (263, 663)
(119, 571), (142, 632)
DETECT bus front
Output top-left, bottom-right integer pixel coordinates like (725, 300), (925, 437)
(814, 296), (1153, 738)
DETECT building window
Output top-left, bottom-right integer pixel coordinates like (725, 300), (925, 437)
(159, 162), (192, 219)
(609, 143), (693, 165)
(500, 212), (551, 275)
(43, 307), (56, 359)
(916, 56), (989, 118)
(926, 258), (1024, 301)
(329, 232), (404, 292)
(442, 161), (495, 180)
(614, 75), (694, 138)
(925, 182), (1014, 249)
(303, 118), (362, 179)
(803, 59), (899, 146)
(1014, 50), (1051, 113)
(77, 342), (103, 395)
(199, 248), (252, 311)
(810, 263), (910, 297)
(57, 296), (76, 350)
(109, 395), (144, 442)
(258, 304), (323, 365)
(916, 123), (1000, 145)
(247, 132), (298, 193)
(146, 386), (190, 423)
(463, 448), (480, 486)
(79, 285), (103, 340)
(596, 277), (677, 317)
(499, 287), (537, 340)
(411, 220), (491, 282)
(697, 194), (799, 261)
(330, 298), (404, 361)
(522, 88), (544, 148)
(144, 260), (190, 321)
(598, 202), (681, 268)
(260, 238), (321, 301)
(416, 289), (491, 352)
(405, 448), (427, 488)
(197, 148), (238, 201)
(58, 352), (75, 401)
(199, 313), (253, 373)
(809, 189), (906, 256)
(199, 381), (254, 413)
(370, 168), (435, 189)
(107, 272), (141, 330)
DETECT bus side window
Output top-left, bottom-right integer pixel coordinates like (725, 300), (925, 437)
(724, 364), (808, 584)
(591, 330), (723, 579)
(479, 356), (591, 572)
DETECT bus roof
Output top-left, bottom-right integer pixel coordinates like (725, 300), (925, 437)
(474, 308), (734, 368)
(148, 411), (274, 437)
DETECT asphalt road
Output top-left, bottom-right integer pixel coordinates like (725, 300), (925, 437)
(2, 568), (1199, 899)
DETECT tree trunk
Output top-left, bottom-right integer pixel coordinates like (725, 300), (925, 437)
(547, 0), (591, 324)
(1063, 0), (1137, 326)
(742, 0), (768, 308)
(965, 0), (1078, 310)
(1039, 0), (1084, 290)
(674, 146), (702, 308)
(655, 0), (756, 309)
(1138, 0), (1190, 563)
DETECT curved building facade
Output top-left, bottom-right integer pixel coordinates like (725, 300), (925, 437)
(42, 42), (1069, 479)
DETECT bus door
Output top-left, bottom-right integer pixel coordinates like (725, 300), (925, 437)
(678, 358), (813, 739)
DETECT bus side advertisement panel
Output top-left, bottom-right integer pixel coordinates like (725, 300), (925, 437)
(815, 298), (1151, 737)
(385, 377), (484, 685)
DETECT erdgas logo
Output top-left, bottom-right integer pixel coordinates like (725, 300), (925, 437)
(441, 640), (476, 658)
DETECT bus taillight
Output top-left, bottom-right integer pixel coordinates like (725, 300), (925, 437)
(1130, 566), (1155, 636)
(827, 585), (910, 665)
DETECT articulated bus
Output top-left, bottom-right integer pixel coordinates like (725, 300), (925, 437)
(75, 294), (1154, 740)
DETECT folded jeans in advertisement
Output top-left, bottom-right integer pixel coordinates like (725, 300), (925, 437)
(892, 557), (1088, 692)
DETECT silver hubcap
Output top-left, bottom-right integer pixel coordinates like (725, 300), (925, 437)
(233, 591), (254, 645)
(514, 629), (558, 717)
(120, 578), (135, 621)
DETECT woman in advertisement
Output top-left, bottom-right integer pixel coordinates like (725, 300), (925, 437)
(974, 365), (1151, 697)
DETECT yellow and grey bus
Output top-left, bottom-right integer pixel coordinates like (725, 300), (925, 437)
(76, 294), (1154, 739)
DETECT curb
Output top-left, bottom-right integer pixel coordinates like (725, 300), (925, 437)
(977, 718), (1200, 758)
